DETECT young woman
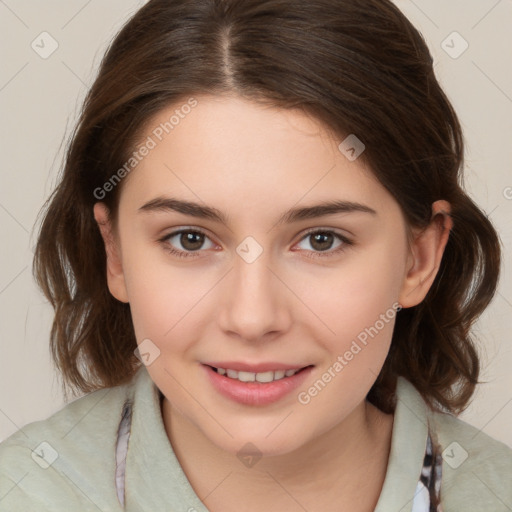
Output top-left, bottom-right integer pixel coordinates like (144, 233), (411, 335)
(1, 0), (511, 511)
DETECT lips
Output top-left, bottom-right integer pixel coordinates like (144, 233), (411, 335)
(202, 362), (314, 406)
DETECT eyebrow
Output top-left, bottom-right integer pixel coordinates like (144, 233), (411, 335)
(138, 196), (377, 226)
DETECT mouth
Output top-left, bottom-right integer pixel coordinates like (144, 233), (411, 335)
(202, 362), (315, 406)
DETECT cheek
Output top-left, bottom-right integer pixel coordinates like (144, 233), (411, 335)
(301, 238), (406, 341)
(296, 241), (407, 413)
(119, 240), (194, 346)
(293, 246), (405, 426)
(121, 245), (225, 364)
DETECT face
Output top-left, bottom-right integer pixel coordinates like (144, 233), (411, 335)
(95, 94), (447, 457)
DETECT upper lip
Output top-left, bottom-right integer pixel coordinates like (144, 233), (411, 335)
(203, 362), (311, 373)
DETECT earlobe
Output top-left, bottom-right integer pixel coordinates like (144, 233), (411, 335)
(399, 200), (453, 308)
(93, 202), (129, 303)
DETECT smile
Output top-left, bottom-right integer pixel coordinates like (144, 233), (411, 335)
(202, 363), (314, 406)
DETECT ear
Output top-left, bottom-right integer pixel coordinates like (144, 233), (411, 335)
(398, 200), (453, 308)
(93, 202), (129, 303)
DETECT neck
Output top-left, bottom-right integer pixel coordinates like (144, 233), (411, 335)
(162, 397), (394, 511)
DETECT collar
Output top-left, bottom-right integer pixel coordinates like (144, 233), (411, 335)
(124, 367), (209, 511)
(374, 376), (430, 511)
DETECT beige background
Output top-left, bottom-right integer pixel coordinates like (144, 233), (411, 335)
(0, 0), (511, 448)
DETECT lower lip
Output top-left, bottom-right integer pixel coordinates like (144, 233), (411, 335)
(202, 364), (314, 406)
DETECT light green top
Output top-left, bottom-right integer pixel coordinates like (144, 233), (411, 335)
(1, 366), (511, 511)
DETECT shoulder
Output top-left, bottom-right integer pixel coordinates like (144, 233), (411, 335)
(0, 374), (137, 511)
(427, 406), (512, 511)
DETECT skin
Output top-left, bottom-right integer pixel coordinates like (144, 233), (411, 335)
(94, 94), (452, 511)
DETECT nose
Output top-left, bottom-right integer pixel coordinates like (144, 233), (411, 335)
(217, 248), (292, 343)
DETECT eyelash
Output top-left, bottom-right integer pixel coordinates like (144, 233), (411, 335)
(158, 228), (354, 260)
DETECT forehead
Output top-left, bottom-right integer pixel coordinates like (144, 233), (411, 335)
(119, 94), (396, 219)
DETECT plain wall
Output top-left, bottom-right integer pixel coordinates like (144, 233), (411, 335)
(0, 0), (511, 448)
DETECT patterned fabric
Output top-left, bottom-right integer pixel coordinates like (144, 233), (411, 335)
(411, 433), (443, 511)
(114, 398), (443, 510)
(115, 400), (133, 507)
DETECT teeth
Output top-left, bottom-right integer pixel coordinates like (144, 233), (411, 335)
(238, 371), (256, 382)
(255, 371), (274, 383)
(215, 367), (301, 382)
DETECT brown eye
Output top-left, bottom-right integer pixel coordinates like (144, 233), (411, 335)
(309, 232), (335, 251)
(179, 231), (205, 251)
(295, 229), (353, 259)
(160, 229), (216, 258)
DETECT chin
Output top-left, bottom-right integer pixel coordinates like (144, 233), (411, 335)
(202, 423), (309, 459)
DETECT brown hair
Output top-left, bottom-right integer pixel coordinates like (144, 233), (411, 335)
(33, 0), (501, 413)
